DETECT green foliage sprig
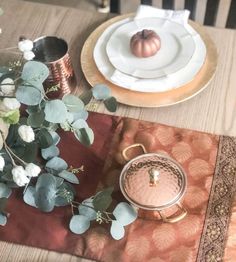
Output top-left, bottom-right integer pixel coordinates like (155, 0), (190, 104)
(0, 36), (137, 238)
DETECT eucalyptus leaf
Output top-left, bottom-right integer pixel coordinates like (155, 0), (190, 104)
(92, 84), (111, 100)
(110, 220), (125, 240)
(72, 110), (89, 121)
(79, 90), (93, 105)
(93, 187), (113, 212)
(55, 182), (75, 206)
(54, 177), (64, 188)
(21, 61), (49, 86)
(0, 166), (13, 182)
(27, 111), (45, 127)
(35, 186), (56, 212)
(5, 125), (18, 146)
(0, 213), (7, 226)
(19, 117), (28, 125)
(0, 67), (10, 75)
(49, 131), (60, 145)
(16, 85), (43, 106)
(20, 142), (38, 163)
(41, 145), (59, 160)
(23, 186), (37, 207)
(66, 112), (74, 124)
(62, 94), (84, 112)
(26, 105), (39, 114)
(44, 100), (68, 124)
(35, 173), (57, 191)
(69, 215), (90, 234)
(78, 198), (96, 221)
(72, 119), (88, 129)
(0, 198), (7, 213)
(37, 128), (53, 149)
(0, 183), (12, 198)
(58, 170), (79, 184)
(45, 157), (68, 172)
(104, 97), (117, 112)
(0, 8), (3, 16)
(113, 202), (137, 226)
(55, 196), (69, 207)
(74, 127), (94, 147)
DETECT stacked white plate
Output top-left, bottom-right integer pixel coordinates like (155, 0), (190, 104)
(93, 5), (207, 93)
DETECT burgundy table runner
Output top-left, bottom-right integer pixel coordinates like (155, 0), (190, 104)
(1, 112), (236, 262)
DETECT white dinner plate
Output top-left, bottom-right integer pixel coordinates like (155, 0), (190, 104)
(93, 17), (206, 93)
(106, 18), (195, 79)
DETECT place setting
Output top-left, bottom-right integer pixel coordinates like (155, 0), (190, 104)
(81, 4), (217, 107)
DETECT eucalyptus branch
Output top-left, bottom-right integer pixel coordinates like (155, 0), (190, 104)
(71, 200), (95, 211)
(23, 178), (31, 194)
(4, 143), (17, 167)
(71, 200), (114, 224)
(0, 95), (15, 98)
(0, 46), (18, 51)
(3, 140), (27, 166)
(0, 83), (15, 86)
(70, 202), (75, 216)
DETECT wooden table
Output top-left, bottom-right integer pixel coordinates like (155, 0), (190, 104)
(0, 0), (235, 261)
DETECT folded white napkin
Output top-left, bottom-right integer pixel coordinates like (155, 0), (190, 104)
(134, 5), (190, 25)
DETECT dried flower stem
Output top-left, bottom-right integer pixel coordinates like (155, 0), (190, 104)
(2, 137), (27, 166)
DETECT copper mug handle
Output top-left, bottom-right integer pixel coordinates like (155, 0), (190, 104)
(159, 203), (187, 223)
(122, 143), (147, 162)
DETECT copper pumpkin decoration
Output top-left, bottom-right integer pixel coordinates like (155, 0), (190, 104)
(130, 29), (161, 58)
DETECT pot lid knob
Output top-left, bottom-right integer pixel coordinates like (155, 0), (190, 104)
(148, 168), (160, 187)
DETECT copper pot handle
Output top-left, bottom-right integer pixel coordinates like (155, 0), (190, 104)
(122, 143), (147, 162)
(159, 203), (187, 223)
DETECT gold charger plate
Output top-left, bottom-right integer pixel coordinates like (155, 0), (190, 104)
(81, 14), (217, 107)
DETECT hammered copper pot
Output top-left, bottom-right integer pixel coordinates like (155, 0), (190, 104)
(33, 36), (77, 99)
(119, 144), (187, 223)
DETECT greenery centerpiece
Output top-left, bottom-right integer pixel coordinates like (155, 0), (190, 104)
(0, 9), (137, 240)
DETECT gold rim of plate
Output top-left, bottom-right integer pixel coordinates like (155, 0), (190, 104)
(81, 14), (217, 108)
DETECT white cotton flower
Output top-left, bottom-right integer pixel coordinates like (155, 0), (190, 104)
(25, 163), (41, 177)
(3, 98), (21, 110)
(23, 50), (35, 61)
(12, 166), (30, 187)
(18, 125), (35, 143)
(0, 78), (15, 95)
(18, 39), (33, 52)
(0, 155), (5, 171)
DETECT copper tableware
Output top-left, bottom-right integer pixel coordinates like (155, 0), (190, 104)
(120, 143), (187, 223)
(33, 36), (76, 99)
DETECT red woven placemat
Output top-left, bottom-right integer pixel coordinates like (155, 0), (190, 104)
(1, 112), (236, 262)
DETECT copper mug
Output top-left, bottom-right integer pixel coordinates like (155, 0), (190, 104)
(119, 143), (187, 223)
(33, 36), (76, 99)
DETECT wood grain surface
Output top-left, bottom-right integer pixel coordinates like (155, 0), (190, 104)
(0, 0), (236, 261)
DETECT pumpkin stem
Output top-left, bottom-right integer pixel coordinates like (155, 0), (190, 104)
(141, 29), (147, 39)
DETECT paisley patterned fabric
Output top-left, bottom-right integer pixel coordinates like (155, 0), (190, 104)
(0, 112), (236, 262)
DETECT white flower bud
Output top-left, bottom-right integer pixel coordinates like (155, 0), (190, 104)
(3, 98), (21, 110)
(0, 78), (15, 95)
(23, 51), (35, 61)
(25, 163), (41, 177)
(18, 39), (33, 52)
(18, 125), (35, 143)
(0, 155), (5, 171)
(12, 166), (30, 187)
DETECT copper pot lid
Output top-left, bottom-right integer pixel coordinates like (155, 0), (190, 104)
(120, 153), (187, 210)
